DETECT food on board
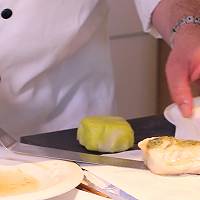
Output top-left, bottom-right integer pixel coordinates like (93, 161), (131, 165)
(77, 115), (134, 152)
(138, 136), (200, 175)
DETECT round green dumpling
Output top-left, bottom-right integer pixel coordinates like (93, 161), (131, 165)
(77, 115), (134, 152)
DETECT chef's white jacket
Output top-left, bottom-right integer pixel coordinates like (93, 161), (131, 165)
(134, 0), (161, 38)
(0, 0), (161, 140)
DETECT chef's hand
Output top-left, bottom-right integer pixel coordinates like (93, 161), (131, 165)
(165, 25), (200, 118)
(151, 0), (200, 118)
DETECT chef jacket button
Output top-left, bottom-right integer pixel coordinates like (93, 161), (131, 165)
(1, 9), (12, 19)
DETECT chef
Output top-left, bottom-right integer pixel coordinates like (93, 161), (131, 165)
(0, 0), (116, 140)
(0, 0), (199, 141)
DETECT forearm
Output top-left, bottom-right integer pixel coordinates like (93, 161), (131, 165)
(152, 0), (200, 46)
(152, 0), (200, 118)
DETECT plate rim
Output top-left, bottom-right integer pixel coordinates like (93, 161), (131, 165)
(164, 102), (176, 125)
(164, 96), (200, 125)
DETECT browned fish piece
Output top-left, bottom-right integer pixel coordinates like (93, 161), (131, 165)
(138, 136), (200, 175)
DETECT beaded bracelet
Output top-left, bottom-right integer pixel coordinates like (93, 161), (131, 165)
(170, 16), (200, 49)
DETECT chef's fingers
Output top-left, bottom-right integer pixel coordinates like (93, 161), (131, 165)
(166, 51), (193, 118)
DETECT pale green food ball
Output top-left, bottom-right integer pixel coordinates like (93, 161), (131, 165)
(77, 115), (134, 152)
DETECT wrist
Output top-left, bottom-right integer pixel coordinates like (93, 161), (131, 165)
(170, 16), (200, 49)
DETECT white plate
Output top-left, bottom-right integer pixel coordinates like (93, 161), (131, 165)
(164, 96), (200, 124)
(164, 102), (176, 124)
(0, 146), (83, 200)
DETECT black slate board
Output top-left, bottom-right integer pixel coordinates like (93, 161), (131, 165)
(21, 114), (175, 155)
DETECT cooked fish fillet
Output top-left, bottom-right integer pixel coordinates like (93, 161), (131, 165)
(138, 136), (200, 175)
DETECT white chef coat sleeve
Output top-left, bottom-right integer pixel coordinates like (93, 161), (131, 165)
(133, 0), (162, 38)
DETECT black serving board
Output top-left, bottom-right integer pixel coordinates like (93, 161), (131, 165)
(21, 114), (175, 155)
